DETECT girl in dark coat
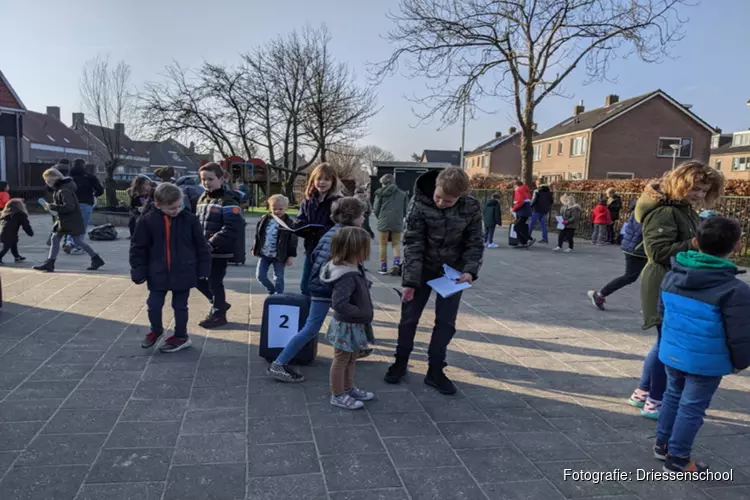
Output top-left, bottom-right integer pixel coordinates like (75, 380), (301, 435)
(0, 198), (33, 264)
(128, 176), (154, 238)
(33, 168), (105, 273)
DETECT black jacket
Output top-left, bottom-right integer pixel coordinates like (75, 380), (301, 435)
(531, 185), (554, 214)
(252, 214), (298, 262)
(130, 207), (212, 292)
(196, 188), (245, 258)
(296, 192), (342, 255)
(70, 164), (104, 205)
(320, 262), (374, 324)
(48, 178), (85, 235)
(0, 211), (33, 245)
(607, 194), (623, 221)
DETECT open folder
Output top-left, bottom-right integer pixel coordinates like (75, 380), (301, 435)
(272, 214), (325, 236)
(427, 264), (472, 298)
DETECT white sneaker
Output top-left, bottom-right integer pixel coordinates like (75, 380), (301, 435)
(330, 393), (364, 410)
(487, 243), (499, 249)
(553, 246), (562, 252)
(564, 248), (572, 253)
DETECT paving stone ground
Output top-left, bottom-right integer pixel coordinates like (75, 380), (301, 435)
(0, 214), (748, 500)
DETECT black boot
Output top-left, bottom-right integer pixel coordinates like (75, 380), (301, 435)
(87, 255), (105, 271)
(384, 355), (409, 384)
(33, 259), (55, 272)
(424, 362), (456, 395)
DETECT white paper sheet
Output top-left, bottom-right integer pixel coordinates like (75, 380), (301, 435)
(267, 304), (300, 348)
(271, 214), (324, 234)
(555, 216), (565, 230)
(427, 264), (472, 299)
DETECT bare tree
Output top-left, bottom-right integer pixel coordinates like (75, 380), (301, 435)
(410, 152), (422, 162)
(79, 54), (141, 206)
(304, 27), (379, 163)
(372, 0), (693, 184)
(359, 145), (396, 174)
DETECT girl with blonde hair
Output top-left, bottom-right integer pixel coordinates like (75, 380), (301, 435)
(628, 161), (724, 419)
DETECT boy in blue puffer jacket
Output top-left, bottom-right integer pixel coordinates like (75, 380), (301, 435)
(195, 163), (245, 329)
(653, 216), (750, 473)
(588, 200), (647, 310)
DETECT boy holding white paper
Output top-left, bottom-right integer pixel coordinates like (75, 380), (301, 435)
(384, 167), (484, 395)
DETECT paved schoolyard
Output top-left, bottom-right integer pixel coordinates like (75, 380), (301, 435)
(0, 214), (748, 500)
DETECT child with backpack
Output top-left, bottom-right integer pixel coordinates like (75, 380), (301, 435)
(591, 199), (612, 245)
(588, 200), (647, 309)
(321, 226), (375, 409)
(0, 198), (33, 265)
(482, 192), (502, 248)
(252, 194), (297, 295)
(130, 183), (211, 353)
(652, 216), (750, 473)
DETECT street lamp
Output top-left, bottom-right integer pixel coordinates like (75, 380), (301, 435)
(670, 143), (681, 170)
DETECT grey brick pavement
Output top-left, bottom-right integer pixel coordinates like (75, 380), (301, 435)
(0, 214), (748, 499)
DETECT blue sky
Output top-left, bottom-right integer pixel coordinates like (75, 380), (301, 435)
(2, 0), (748, 160)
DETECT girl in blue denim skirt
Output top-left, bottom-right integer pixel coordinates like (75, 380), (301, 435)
(321, 227), (375, 410)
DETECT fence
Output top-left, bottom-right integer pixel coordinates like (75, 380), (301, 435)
(471, 189), (750, 262)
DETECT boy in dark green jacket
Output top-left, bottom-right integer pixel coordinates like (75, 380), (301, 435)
(482, 192), (502, 248)
(384, 167), (484, 395)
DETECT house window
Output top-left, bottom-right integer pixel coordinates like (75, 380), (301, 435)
(569, 136), (587, 157)
(732, 133), (750, 147)
(533, 145), (541, 161)
(568, 172), (583, 180)
(546, 144), (552, 156)
(557, 140), (563, 155)
(732, 157), (750, 171)
(715, 160), (722, 171)
(482, 155), (488, 169)
(711, 135), (720, 149)
(657, 137), (692, 158)
(606, 172), (635, 179)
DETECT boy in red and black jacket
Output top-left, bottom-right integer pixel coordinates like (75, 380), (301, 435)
(195, 162), (245, 328)
(591, 199), (613, 245)
(130, 184), (211, 353)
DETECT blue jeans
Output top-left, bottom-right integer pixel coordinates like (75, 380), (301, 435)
(275, 300), (329, 365)
(147, 289), (190, 338)
(66, 203), (94, 247)
(528, 212), (548, 241)
(484, 226), (496, 245)
(256, 256), (285, 294)
(49, 233), (96, 260)
(638, 326), (666, 402)
(300, 254), (313, 297)
(656, 365), (722, 458)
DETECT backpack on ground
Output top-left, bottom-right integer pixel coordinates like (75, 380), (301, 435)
(88, 223), (118, 241)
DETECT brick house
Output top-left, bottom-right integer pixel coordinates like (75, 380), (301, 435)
(22, 107), (90, 166)
(464, 127), (524, 178)
(532, 90), (716, 182)
(0, 70), (26, 184)
(133, 138), (200, 178)
(70, 113), (150, 179)
(709, 130), (750, 179)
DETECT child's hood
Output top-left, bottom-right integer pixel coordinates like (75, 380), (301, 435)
(320, 262), (362, 285)
(668, 251), (740, 292)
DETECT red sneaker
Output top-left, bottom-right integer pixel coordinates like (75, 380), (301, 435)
(141, 331), (162, 348)
(159, 336), (192, 353)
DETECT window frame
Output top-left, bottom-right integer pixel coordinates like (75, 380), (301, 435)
(656, 137), (693, 158)
(606, 172), (635, 180)
(567, 172), (583, 180)
(732, 132), (750, 147)
(715, 160), (722, 171)
(533, 145), (541, 161)
(732, 157), (750, 171)
(557, 140), (563, 155)
(570, 136), (587, 157)
(546, 143), (552, 156)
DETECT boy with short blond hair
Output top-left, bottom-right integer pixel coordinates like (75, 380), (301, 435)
(385, 167), (484, 394)
(252, 194), (297, 295)
(130, 183), (212, 353)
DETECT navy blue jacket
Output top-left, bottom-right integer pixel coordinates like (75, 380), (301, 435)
(296, 192), (341, 255)
(659, 251), (750, 376)
(130, 208), (211, 292)
(196, 188), (244, 258)
(620, 213), (646, 258)
(308, 224), (344, 300)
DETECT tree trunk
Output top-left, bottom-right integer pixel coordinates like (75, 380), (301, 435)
(105, 162), (118, 208)
(520, 128), (535, 187)
(283, 172), (298, 205)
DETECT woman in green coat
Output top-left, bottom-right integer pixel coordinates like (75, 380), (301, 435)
(629, 162), (723, 419)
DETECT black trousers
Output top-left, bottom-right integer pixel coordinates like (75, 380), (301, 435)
(396, 285), (462, 365)
(558, 228), (575, 249)
(196, 258), (228, 313)
(514, 216), (531, 245)
(600, 253), (647, 297)
(147, 289), (190, 338)
(0, 243), (20, 260)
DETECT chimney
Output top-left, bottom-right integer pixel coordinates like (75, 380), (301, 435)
(573, 100), (585, 116)
(72, 112), (85, 127)
(495, 132), (503, 139)
(189, 141), (195, 153)
(604, 94), (619, 107)
(46, 106), (61, 121)
(114, 123), (125, 139)
(509, 126), (517, 135)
